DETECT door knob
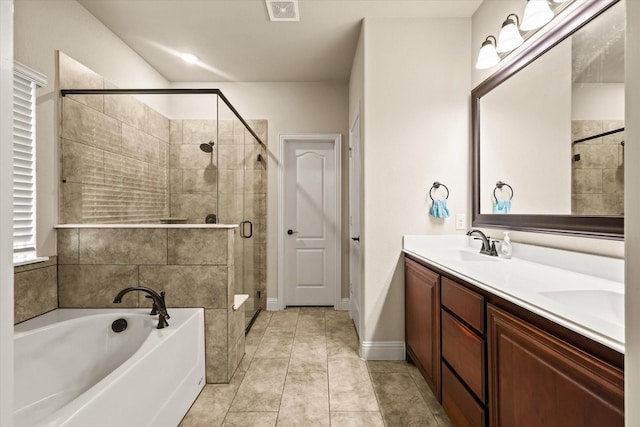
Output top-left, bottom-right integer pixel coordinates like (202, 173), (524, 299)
(287, 229), (298, 235)
(351, 236), (360, 242)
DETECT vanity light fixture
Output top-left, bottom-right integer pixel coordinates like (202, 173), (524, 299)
(475, 36), (500, 70)
(520, 0), (554, 31)
(180, 53), (199, 64)
(496, 14), (524, 53)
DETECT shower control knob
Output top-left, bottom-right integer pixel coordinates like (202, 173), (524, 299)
(287, 229), (298, 235)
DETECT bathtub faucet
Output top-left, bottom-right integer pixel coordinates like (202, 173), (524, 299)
(113, 287), (170, 329)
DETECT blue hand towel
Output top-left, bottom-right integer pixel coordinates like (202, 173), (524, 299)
(429, 200), (450, 218)
(493, 200), (511, 214)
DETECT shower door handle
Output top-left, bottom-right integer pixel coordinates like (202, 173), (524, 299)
(240, 221), (253, 239)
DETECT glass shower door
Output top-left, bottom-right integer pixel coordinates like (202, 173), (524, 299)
(240, 119), (267, 327)
(217, 110), (266, 329)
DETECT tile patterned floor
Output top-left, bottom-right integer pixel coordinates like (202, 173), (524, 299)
(180, 307), (453, 427)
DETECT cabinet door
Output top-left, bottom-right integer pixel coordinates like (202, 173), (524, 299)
(487, 304), (624, 427)
(405, 257), (441, 400)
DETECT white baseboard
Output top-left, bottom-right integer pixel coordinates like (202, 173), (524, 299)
(338, 298), (350, 311)
(360, 341), (406, 360)
(266, 298), (280, 311)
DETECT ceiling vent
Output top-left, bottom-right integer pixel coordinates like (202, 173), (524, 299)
(265, 0), (299, 22)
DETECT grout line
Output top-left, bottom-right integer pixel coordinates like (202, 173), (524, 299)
(325, 310), (333, 427)
(221, 310), (271, 425)
(274, 309), (297, 425)
(365, 358), (385, 423)
(406, 364), (451, 427)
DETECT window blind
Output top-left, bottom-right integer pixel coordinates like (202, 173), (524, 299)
(13, 63), (46, 261)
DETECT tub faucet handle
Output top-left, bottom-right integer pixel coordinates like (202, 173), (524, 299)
(145, 291), (170, 319)
(160, 292), (169, 319)
(157, 312), (169, 329)
(145, 295), (158, 315)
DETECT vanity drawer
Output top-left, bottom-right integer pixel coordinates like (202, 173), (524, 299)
(442, 277), (484, 332)
(442, 363), (486, 427)
(442, 310), (485, 402)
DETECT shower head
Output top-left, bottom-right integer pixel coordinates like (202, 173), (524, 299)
(200, 141), (215, 153)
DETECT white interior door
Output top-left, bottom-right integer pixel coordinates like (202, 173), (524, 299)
(349, 115), (362, 337)
(283, 139), (338, 306)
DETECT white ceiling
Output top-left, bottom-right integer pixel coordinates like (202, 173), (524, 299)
(77, 0), (482, 83)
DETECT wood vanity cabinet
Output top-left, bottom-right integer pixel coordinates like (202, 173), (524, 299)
(405, 257), (441, 400)
(487, 304), (624, 427)
(404, 254), (624, 427)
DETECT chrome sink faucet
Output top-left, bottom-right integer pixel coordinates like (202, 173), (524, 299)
(113, 286), (170, 329)
(466, 229), (498, 256)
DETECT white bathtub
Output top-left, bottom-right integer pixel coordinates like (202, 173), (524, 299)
(14, 308), (205, 427)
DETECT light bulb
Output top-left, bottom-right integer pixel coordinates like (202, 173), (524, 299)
(520, 0), (554, 31)
(496, 14), (524, 53)
(475, 36), (500, 70)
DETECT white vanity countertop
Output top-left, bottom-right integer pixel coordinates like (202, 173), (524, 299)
(403, 235), (625, 353)
(55, 223), (238, 229)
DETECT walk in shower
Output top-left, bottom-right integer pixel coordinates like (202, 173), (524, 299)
(58, 55), (266, 327)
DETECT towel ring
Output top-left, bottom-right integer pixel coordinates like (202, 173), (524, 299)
(493, 181), (514, 202)
(429, 182), (449, 202)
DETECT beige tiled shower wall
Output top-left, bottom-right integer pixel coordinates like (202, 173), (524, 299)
(59, 52), (170, 223)
(14, 257), (58, 324)
(572, 120), (625, 215)
(169, 119), (218, 224)
(57, 226), (242, 383)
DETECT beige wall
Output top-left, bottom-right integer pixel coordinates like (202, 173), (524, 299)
(471, 0), (624, 258)
(14, 0), (171, 258)
(573, 83), (624, 120)
(171, 82), (350, 302)
(626, 1), (640, 422)
(359, 17), (471, 344)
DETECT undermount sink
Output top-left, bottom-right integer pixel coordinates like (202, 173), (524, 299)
(539, 290), (624, 325)
(435, 250), (500, 262)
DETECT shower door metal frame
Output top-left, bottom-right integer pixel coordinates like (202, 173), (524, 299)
(60, 88), (265, 146)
